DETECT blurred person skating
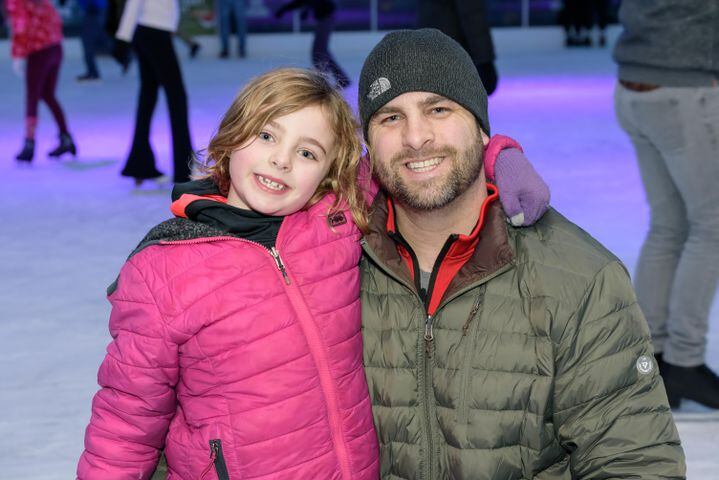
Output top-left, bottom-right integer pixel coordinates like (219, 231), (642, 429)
(418, 0), (498, 95)
(275, 0), (350, 89)
(7, 0), (76, 163)
(76, 0), (110, 81)
(614, 0), (719, 409)
(590, 0), (611, 47)
(115, 0), (194, 186)
(217, 0), (247, 58)
(562, 0), (610, 48)
(175, 0), (202, 58)
(561, 0), (590, 47)
(105, 0), (132, 72)
(176, 25), (201, 59)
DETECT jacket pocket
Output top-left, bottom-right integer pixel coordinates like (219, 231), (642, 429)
(201, 439), (230, 480)
(457, 285), (487, 424)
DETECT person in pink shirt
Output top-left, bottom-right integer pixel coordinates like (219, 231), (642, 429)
(7, 0), (76, 162)
(77, 67), (549, 479)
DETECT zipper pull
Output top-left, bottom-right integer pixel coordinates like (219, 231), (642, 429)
(199, 441), (218, 480)
(270, 247), (291, 285)
(462, 294), (483, 336)
(424, 315), (434, 357)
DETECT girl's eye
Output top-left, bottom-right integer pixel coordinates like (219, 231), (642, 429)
(259, 132), (274, 142)
(299, 149), (316, 160)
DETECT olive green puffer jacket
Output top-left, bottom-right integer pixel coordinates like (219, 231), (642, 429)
(361, 196), (685, 480)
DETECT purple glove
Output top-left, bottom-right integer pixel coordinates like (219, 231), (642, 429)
(494, 148), (550, 227)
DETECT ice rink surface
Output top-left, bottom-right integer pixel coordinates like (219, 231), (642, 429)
(1, 27), (717, 478)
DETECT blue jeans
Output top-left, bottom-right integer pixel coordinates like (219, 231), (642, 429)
(217, 0), (247, 54)
(615, 82), (719, 367)
(80, 7), (108, 76)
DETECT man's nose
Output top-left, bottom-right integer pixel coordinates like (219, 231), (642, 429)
(402, 114), (434, 151)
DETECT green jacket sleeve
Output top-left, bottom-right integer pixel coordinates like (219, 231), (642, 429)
(553, 261), (686, 479)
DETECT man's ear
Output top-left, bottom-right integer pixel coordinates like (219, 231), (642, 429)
(480, 129), (490, 147)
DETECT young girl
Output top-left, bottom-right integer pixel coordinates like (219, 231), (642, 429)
(77, 68), (547, 479)
(7, 0), (77, 162)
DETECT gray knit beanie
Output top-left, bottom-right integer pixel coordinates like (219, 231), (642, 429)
(358, 28), (489, 142)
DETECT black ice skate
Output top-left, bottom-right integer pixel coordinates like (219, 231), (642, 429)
(48, 133), (77, 159)
(15, 138), (35, 163)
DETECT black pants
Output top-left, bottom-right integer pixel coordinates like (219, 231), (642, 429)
(564, 0), (611, 31)
(312, 16), (350, 88)
(418, 0), (497, 95)
(122, 26), (192, 183)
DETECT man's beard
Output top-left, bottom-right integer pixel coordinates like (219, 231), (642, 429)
(373, 138), (484, 211)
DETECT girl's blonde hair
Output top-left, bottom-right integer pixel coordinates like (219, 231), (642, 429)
(198, 68), (369, 232)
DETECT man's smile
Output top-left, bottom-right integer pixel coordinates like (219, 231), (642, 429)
(405, 156), (445, 173)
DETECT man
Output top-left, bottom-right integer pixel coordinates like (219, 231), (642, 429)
(613, 0), (719, 410)
(358, 29), (685, 479)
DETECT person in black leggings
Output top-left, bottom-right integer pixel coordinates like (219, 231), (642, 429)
(8, 0), (76, 162)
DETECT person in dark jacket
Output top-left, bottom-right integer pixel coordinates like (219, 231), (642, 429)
(418, 0), (498, 95)
(613, 0), (719, 410)
(275, 0), (351, 88)
(357, 28), (685, 479)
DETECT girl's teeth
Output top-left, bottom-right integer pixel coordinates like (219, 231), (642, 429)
(258, 175), (286, 190)
(407, 157), (442, 172)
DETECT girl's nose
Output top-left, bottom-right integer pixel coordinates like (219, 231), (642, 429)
(270, 152), (292, 171)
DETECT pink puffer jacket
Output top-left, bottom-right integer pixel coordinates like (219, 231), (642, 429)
(77, 195), (379, 480)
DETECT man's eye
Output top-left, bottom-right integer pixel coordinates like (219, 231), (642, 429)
(432, 107), (449, 114)
(299, 149), (316, 160)
(259, 132), (273, 141)
(383, 114), (400, 124)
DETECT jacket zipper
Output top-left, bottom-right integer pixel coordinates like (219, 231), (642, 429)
(457, 286), (486, 424)
(421, 285), (436, 477)
(424, 314), (434, 356)
(200, 439), (230, 480)
(272, 248), (353, 480)
(269, 247), (290, 285)
(165, 236), (351, 479)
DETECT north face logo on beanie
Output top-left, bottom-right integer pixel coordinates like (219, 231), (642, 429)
(367, 77), (391, 101)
